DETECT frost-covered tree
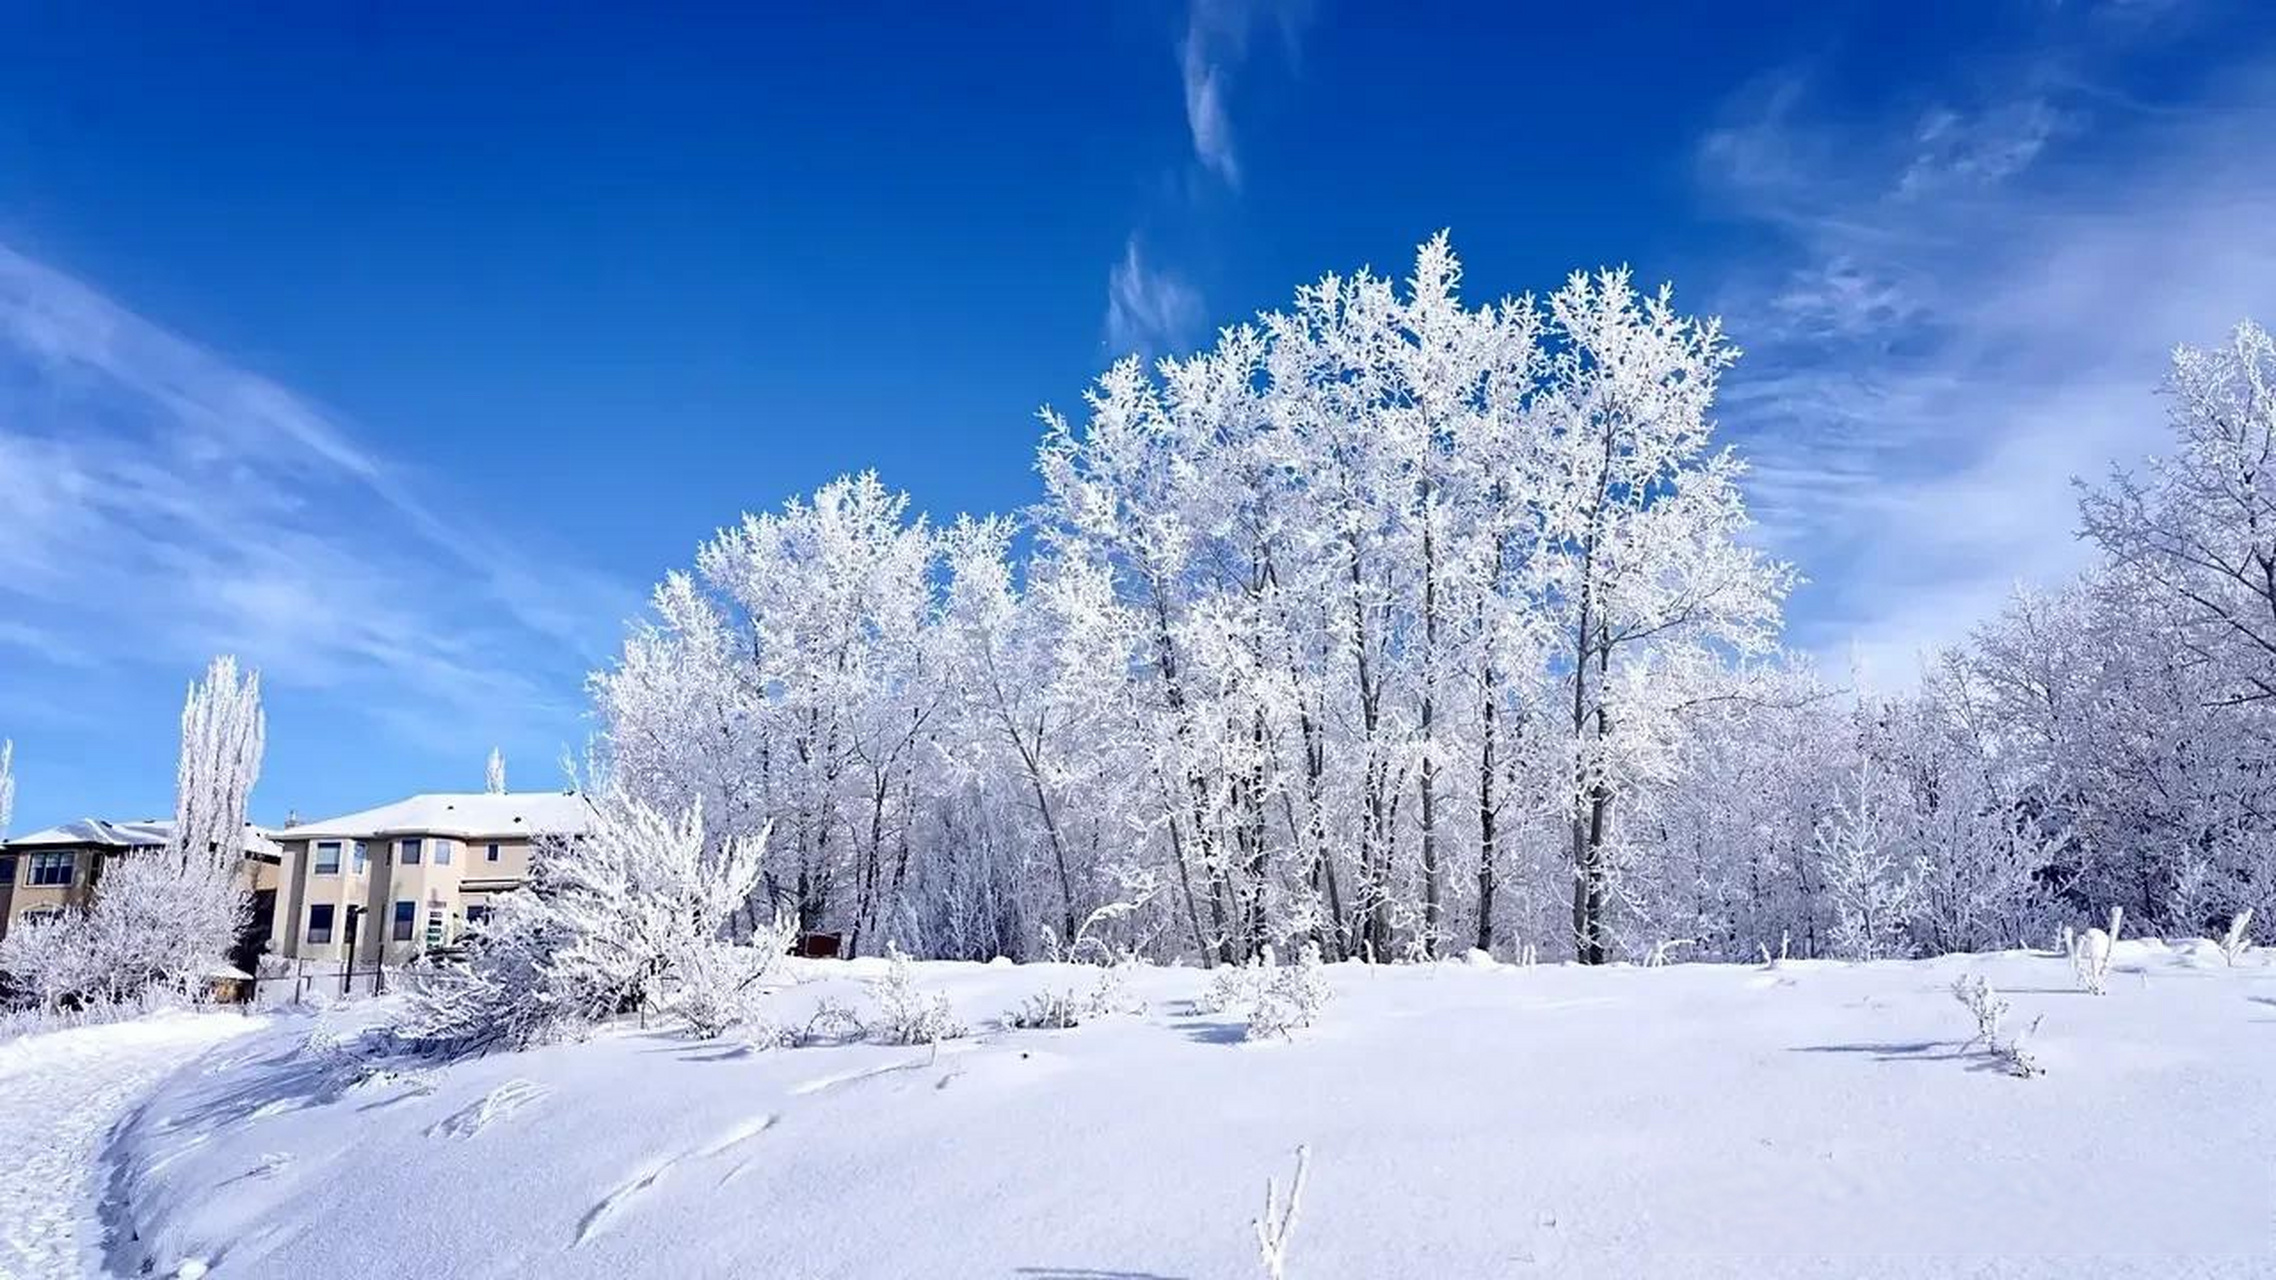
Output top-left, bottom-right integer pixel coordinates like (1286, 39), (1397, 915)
(2, 657), (264, 1007)
(1527, 270), (1792, 962)
(569, 247), (2272, 973)
(2082, 321), (2276, 707)
(486, 747), (507, 795)
(1815, 758), (1914, 962)
(0, 738), (13, 840)
(398, 789), (770, 1053)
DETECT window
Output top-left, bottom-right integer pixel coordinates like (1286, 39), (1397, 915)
(27, 852), (74, 887)
(486, 842), (501, 863)
(465, 903), (492, 929)
(352, 842), (369, 874)
(0, 855), (14, 885)
(392, 900), (415, 941)
(313, 841), (341, 875)
(434, 840), (452, 866)
(398, 838), (422, 866)
(307, 903), (335, 945)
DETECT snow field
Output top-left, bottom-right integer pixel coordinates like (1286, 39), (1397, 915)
(92, 943), (2276, 1279)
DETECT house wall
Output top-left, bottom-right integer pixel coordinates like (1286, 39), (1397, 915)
(0, 847), (99, 938)
(0, 845), (281, 942)
(270, 835), (540, 965)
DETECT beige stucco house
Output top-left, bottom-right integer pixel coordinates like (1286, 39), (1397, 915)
(268, 791), (590, 966)
(0, 820), (284, 963)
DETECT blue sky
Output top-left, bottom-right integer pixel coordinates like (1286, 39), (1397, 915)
(2, 1), (2272, 831)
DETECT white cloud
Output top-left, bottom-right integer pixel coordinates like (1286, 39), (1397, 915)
(1699, 43), (2276, 687)
(0, 244), (630, 748)
(1178, 0), (1310, 187)
(1896, 98), (2068, 198)
(1105, 235), (1206, 359)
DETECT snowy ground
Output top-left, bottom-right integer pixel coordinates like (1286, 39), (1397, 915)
(0, 1012), (262, 1277)
(91, 942), (2276, 1278)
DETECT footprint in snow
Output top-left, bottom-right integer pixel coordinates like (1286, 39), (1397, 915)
(577, 1114), (780, 1243)
(427, 1078), (549, 1139)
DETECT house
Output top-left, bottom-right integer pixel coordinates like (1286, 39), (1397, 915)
(0, 820), (285, 966)
(267, 792), (591, 966)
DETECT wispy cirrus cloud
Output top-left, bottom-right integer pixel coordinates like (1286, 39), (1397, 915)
(1104, 234), (1207, 360)
(1102, 0), (1311, 360)
(1178, 0), (1309, 187)
(0, 244), (630, 752)
(1698, 9), (2276, 686)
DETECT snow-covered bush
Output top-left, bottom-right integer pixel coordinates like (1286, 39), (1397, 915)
(1643, 938), (1694, 967)
(1007, 947), (1147, 1030)
(2068, 906), (2124, 995)
(1008, 987), (1088, 1030)
(744, 996), (867, 1051)
(667, 909), (797, 1039)
(871, 942), (964, 1045)
(1951, 974), (2044, 1078)
(1199, 952), (1271, 1016)
(1248, 944), (1332, 1041)
(2218, 909), (2254, 967)
(396, 793), (771, 1056)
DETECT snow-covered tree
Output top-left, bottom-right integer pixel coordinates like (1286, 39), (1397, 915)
(399, 789), (771, 1053)
(560, 241), (2264, 976)
(1816, 758), (1914, 962)
(2, 658), (264, 1008)
(0, 738), (13, 840)
(486, 747), (507, 795)
(1527, 269), (1793, 962)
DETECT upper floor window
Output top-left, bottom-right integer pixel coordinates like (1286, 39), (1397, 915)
(26, 851), (73, 887)
(353, 842), (369, 873)
(486, 842), (501, 862)
(434, 840), (452, 866)
(307, 903), (336, 945)
(313, 841), (342, 875)
(0, 855), (14, 884)
(398, 838), (422, 866)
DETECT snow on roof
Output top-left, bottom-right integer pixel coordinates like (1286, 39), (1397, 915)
(282, 792), (592, 841)
(1, 819), (283, 858)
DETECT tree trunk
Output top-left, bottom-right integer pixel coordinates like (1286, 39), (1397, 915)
(1418, 481), (1441, 957)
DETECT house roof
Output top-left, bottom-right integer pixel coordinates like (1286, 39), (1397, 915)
(2, 819), (283, 858)
(281, 792), (592, 841)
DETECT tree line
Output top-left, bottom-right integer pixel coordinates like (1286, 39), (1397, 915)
(588, 235), (2276, 966)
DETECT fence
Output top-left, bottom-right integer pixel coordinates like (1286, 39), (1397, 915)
(243, 957), (400, 1006)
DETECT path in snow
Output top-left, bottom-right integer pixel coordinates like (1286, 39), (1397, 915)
(0, 1013), (262, 1278)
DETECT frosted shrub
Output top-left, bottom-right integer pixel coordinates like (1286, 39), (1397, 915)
(1008, 987), (1087, 1030)
(872, 943), (965, 1046)
(2068, 906), (2124, 994)
(1951, 974), (2044, 1079)
(1008, 945), (1147, 1030)
(397, 796), (770, 1057)
(1248, 944), (1332, 1041)
(2218, 909), (2254, 967)
(1199, 951), (1271, 1015)
(668, 910), (796, 1039)
(1644, 938), (1694, 967)
(1251, 1144), (1311, 1280)
(747, 996), (866, 1050)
